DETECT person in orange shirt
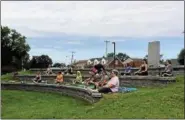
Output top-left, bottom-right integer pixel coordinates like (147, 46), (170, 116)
(55, 72), (63, 84)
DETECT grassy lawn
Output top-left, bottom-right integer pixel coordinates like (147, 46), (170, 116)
(1, 76), (184, 119)
(1, 70), (33, 81)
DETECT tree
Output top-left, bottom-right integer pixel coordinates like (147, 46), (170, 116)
(60, 63), (66, 67)
(30, 55), (53, 68)
(53, 63), (66, 67)
(116, 52), (130, 61)
(144, 55), (148, 59)
(22, 53), (31, 70)
(53, 63), (61, 67)
(107, 52), (130, 61)
(107, 53), (114, 57)
(1, 26), (30, 71)
(178, 48), (185, 65)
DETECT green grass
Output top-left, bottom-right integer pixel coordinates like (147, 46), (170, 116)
(1, 70), (33, 81)
(1, 76), (184, 119)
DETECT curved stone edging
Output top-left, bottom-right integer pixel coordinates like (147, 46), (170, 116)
(1, 82), (102, 104)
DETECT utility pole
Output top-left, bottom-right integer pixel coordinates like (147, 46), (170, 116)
(104, 40), (110, 58)
(71, 51), (75, 65)
(112, 42), (116, 68)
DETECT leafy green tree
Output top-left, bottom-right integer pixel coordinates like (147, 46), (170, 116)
(107, 52), (130, 61)
(178, 48), (185, 65)
(107, 53), (114, 57)
(53, 63), (66, 67)
(29, 55), (53, 68)
(53, 63), (61, 67)
(116, 52), (130, 61)
(1, 26), (30, 71)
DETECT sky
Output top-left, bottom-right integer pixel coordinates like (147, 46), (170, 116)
(1, 1), (184, 64)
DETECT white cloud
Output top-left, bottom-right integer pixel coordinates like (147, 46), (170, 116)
(65, 40), (83, 45)
(1, 1), (184, 37)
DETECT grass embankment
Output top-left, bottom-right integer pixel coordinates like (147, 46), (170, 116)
(1, 76), (184, 119)
(1, 70), (33, 81)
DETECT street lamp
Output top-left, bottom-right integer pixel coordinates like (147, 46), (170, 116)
(104, 40), (110, 58)
(112, 42), (116, 68)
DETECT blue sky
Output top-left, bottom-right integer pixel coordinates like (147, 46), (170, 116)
(2, 1), (184, 64)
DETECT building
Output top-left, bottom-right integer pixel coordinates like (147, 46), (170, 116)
(106, 56), (124, 68)
(73, 60), (88, 69)
(87, 57), (112, 66)
(123, 58), (143, 68)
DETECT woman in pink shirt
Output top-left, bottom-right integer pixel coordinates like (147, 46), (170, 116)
(98, 69), (119, 93)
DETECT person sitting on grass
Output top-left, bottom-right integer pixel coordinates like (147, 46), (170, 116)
(33, 72), (42, 83)
(98, 69), (119, 94)
(134, 59), (148, 76)
(55, 72), (63, 84)
(73, 71), (83, 84)
(121, 63), (132, 76)
(161, 60), (173, 77)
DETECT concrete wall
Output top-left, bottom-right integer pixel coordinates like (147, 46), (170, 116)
(1, 83), (102, 104)
(15, 75), (176, 87)
(30, 66), (184, 76)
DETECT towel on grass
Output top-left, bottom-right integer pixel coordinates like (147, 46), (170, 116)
(118, 87), (137, 93)
(76, 84), (94, 89)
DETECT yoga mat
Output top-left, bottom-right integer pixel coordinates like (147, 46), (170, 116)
(118, 87), (137, 93)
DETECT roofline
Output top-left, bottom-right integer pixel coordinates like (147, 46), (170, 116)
(106, 56), (124, 66)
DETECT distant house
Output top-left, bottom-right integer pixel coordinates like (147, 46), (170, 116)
(106, 56), (124, 68)
(123, 58), (143, 68)
(88, 57), (110, 66)
(101, 58), (107, 64)
(73, 60), (88, 69)
(87, 60), (93, 65)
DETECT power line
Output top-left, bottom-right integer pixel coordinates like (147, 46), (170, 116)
(104, 40), (110, 58)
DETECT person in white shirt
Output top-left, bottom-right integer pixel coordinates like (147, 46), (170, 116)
(46, 64), (53, 75)
(98, 69), (119, 93)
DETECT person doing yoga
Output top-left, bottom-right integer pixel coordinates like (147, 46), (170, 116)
(73, 71), (83, 84)
(55, 72), (63, 84)
(121, 63), (132, 76)
(134, 59), (148, 76)
(84, 71), (100, 86)
(98, 69), (119, 94)
(33, 72), (42, 83)
(92, 63), (106, 75)
(46, 64), (53, 75)
(161, 60), (173, 77)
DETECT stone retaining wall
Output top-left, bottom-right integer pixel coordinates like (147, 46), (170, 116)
(1, 82), (102, 104)
(30, 66), (184, 76)
(16, 75), (176, 87)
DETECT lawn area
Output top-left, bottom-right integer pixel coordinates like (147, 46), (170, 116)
(1, 70), (33, 81)
(1, 76), (184, 119)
